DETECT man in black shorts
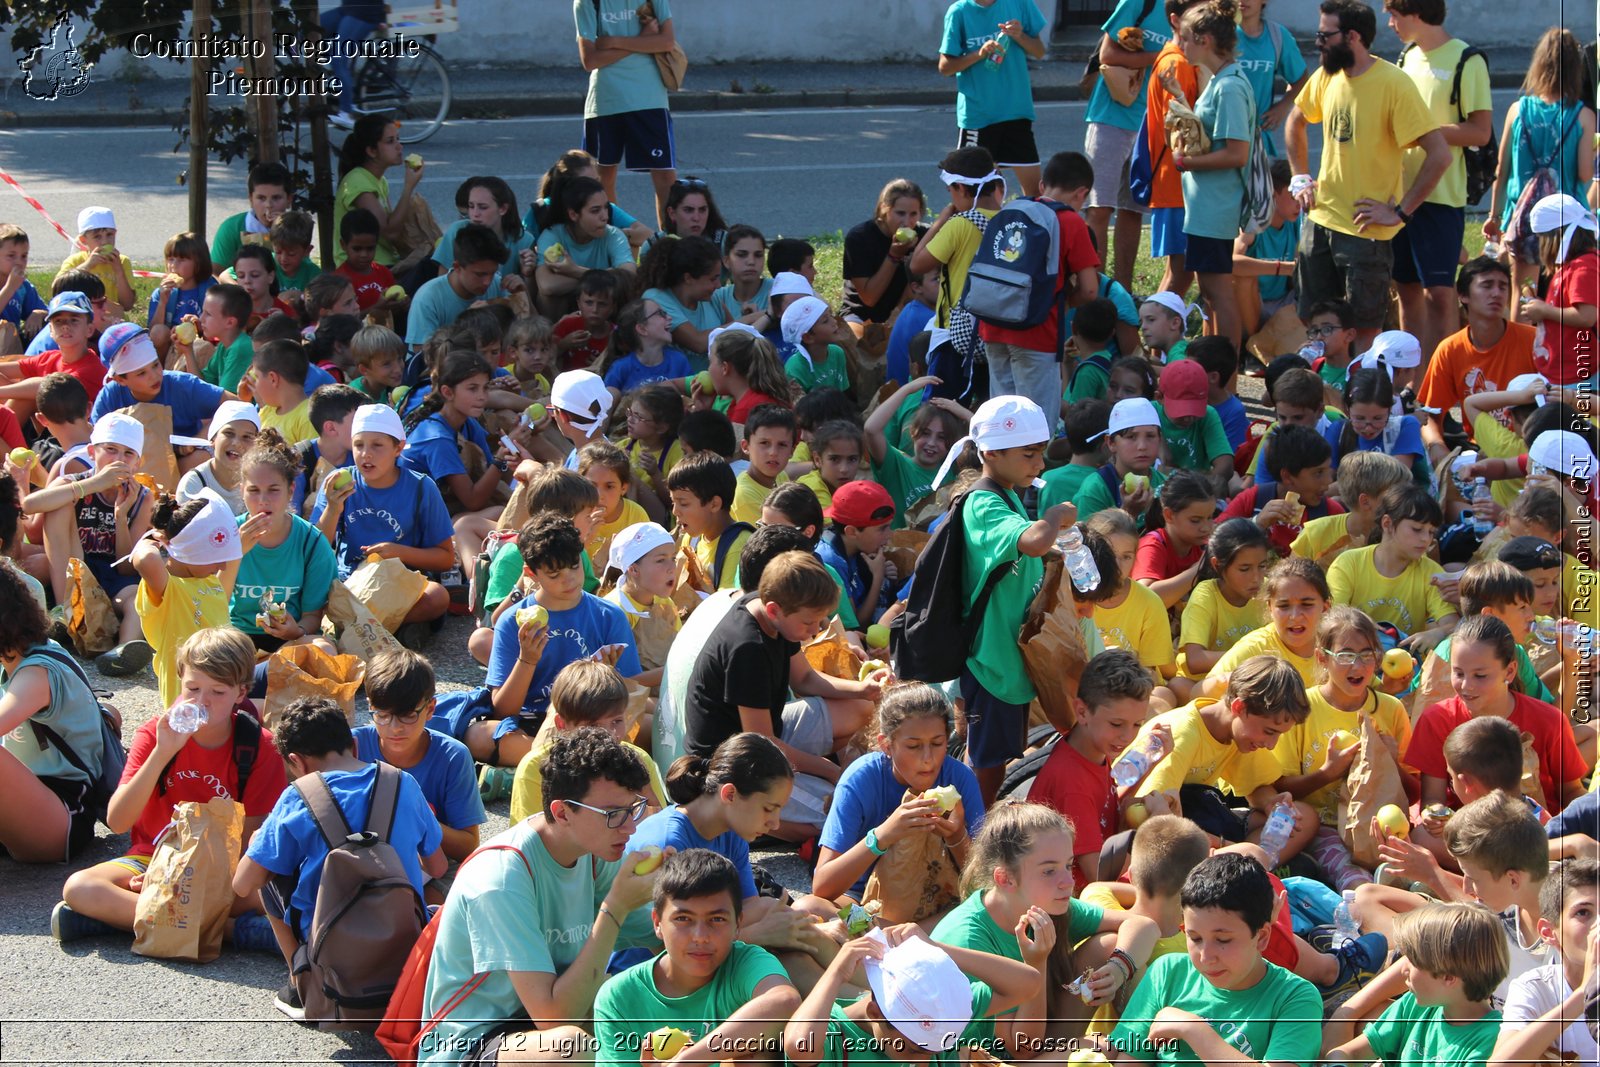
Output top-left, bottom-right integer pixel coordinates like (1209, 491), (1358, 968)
(938, 0), (1049, 197)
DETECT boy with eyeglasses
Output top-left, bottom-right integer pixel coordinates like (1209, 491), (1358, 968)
(351, 648), (485, 865)
(1304, 299), (1357, 393)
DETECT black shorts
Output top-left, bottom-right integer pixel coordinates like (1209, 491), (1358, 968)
(959, 668), (1029, 770)
(38, 774), (99, 860)
(957, 118), (1040, 169)
(1183, 233), (1235, 275)
(582, 108), (677, 171)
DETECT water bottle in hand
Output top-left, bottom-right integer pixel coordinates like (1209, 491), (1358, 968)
(1332, 889), (1360, 949)
(1298, 340), (1325, 363)
(168, 701), (208, 734)
(1057, 525), (1101, 593)
(1111, 732), (1165, 789)
(1258, 800), (1296, 865)
(1471, 478), (1494, 536)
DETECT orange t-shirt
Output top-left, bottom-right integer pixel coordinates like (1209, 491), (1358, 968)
(1417, 320), (1538, 427)
(1147, 44), (1200, 211)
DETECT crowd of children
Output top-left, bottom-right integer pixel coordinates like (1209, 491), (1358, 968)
(0, 3), (1598, 1061)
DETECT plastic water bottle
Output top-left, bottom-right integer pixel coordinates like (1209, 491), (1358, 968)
(168, 701), (208, 734)
(1484, 240), (1504, 259)
(1057, 525), (1101, 594)
(1111, 733), (1165, 789)
(1450, 450), (1478, 499)
(1259, 800), (1296, 865)
(1298, 340), (1325, 362)
(1535, 619), (1597, 655)
(1471, 478), (1494, 535)
(1332, 889), (1360, 949)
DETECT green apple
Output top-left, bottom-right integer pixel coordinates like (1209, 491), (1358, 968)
(923, 784), (960, 812)
(648, 1027), (690, 1060)
(894, 226), (917, 244)
(8, 447), (35, 468)
(543, 242), (566, 264)
(330, 468), (354, 492)
(633, 845), (664, 875)
(383, 284), (407, 301)
(857, 658), (889, 681)
(1376, 804), (1410, 839)
(515, 604), (550, 630)
(525, 402), (547, 424)
(172, 321), (197, 345)
(693, 370), (715, 395)
(865, 623), (891, 649)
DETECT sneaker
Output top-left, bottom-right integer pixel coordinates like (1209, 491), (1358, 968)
(274, 983), (307, 1022)
(397, 621), (433, 651)
(50, 900), (119, 943)
(48, 605), (71, 645)
(478, 764), (513, 803)
(328, 110), (355, 130)
(1317, 932), (1388, 998)
(230, 912), (278, 954)
(95, 639), (153, 677)
(1304, 922), (1338, 955)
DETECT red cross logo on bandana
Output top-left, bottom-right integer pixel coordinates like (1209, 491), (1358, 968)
(1002, 417), (1016, 431)
(211, 530), (228, 545)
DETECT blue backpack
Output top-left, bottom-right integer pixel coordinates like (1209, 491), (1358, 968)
(960, 198), (1071, 341)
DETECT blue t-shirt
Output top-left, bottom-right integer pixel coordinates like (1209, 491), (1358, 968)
(603, 348), (693, 394)
(941, 0), (1046, 130)
(433, 219), (535, 281)
(524, 199), (638, 244)
(1182, 64), (1257, 241)
(90, 371), (227, 438)
(819, 751), (985, 901)
(404, 271), (506, 349)
(1251, 215), (1301, 303)
(1214, 394), (1251, 450)
(310, 467), (456, 576)
(485, 591), (642, 721)
(1547, 789), (1600, 841)
(1323, 413), (1427, 468)
(146, 278), (218, 328)
(1, 278), (46, 326)
(574, 0), (674, 119)
(816, 531), (891, 616)
(1236, 20), (1306, 157)
(244, 762), (442, 940)
(886, 301), (935, 387)
(352, 725), (487, 832)
(400, 411), (501, 485)
(305, 361), (336, 392)
(1085, 0), (1174, 131)
(230, 512), (338, 633)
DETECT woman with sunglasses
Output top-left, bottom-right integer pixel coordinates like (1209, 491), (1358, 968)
(640, 176), (729, 263)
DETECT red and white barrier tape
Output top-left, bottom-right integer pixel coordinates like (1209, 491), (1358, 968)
(2, 165), (170, 279)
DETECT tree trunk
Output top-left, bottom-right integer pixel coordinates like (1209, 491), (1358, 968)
(247, 0), (279, 165)
(187, 0), (211, 236)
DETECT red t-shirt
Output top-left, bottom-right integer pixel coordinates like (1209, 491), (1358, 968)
(1405, 693), (1588, 811)
(1030, 739), (1117, 860)
(727, 388), (787, 425)
(554, 313), (612, 372)
(0, 404), (24, 452)
(1219, 481), (1345, 556)
(118, 707), (288, 856)
(335, 261), (396, 311)
(1535, 251), (1600, 385)
(977, 203), (1101, 354)
(1132, 528), (1204, 582)
(19, 346), (105, 404)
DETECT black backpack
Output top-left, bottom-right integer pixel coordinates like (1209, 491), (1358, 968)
(25, 644), (125, 825)
(1401, 43), (1497, 204)
(707, 521), (755, 590)
(889, 478), (1022, 685)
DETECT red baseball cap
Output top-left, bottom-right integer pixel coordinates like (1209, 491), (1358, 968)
(825, 480), (896, 529)
(1159, 359), (1209, 421)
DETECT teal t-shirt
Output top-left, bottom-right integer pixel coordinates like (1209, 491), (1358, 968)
(1364, 992), (1502, 1067)
(230, 513), (338, 634)
(435, 219), (536, 281)
(574, 0), (673, 119)
(1181, 64), (1257, 241)
(785, 343), (850, 394)
(871, 445), (935, 530)
(1039, 463), (1097, 511)
(1235, 21), (1306, 158)
(0, 641), (106, 786)
(536, 223), (632, 272)
(593, 942), (790, 1067)
(276, 258), (321, 294)
(642, 286), (724, 365)
(1111, 954), (1323, 1067)
(485, 539), (598, 611)
(1084, 0), (1174, 131)
(1070, 465), (1168, 530)
(962, 486), (1042, 704)
(1156, 401), (1231, 473)
(710, 278), (773, 323)
(1251, 216), (1301, 303)
(940, 0), (1046, 130)
(203, 332), (255, 393)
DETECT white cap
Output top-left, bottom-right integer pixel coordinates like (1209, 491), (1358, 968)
(76, 206), (115, 234)
(1359, 330), (1422, 371)
(1142, 291), (1204, 324)
(1091, 396), (1162, 442)
(1507, 372), (1550, 406)
(1530, 193), (1599, 264)
(550, 370), (613, 436)
(210, 400), (261, 434)
(862, 929), (973, 1053)
(932, 394), (1050, 489)
(769, 271), (814, 299)
(90, 412), (144, 453)
(166, 488), (243, 567)
(780, 296), (829, 345)
(608, 521), (675, 574)
(707, 321), (762, 355)
(352, 403), (406, 444)
(106, 330), (160, 377)
(1529, 429), (1598, 481)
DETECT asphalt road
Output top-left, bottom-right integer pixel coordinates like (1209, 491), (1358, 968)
(0, 89), (1526, 265)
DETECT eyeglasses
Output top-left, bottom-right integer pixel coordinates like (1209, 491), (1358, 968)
(1321, 649), (1378, 667)
(1305, 324), (1342, 338)
(563, 795), (649, 828)
(626, 409), (656, 423)
(1313, 29), (1346, 42)
(645, 308), (671, 322)
(372, 709), (423, 726)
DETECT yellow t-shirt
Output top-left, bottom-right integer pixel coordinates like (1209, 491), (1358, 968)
(1327, 544), (1453, 635)
(1178, 579), (1267, 677)
(1471, 411), (1525, 510)
(693, 524), (753, 591)
(926, 207), (999, 326)
(1093, 580), (1176, 670)
(731, 470), (787, 526)
(510, 737), (666, 824)
(1294, 60), (1437, 240)
(136, 573), (232, 707)
(1076, 883), (1186, 1036)
(1276, 687), (1413, 825)
(1206, 624), (1319, 688)
(1127, 700), (1286, 798)
(1290, 512), (1356, 567)
(587, 498), (649, 574)
(1399, 39), (1492, 209)
(55, 249), (134, 297)
(797, 470), (834, 512)
(621, 437), (684, 484)
(259, 398), (316, 446)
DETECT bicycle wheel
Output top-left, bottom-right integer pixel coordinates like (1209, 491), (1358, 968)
(353, 41), (451, 144)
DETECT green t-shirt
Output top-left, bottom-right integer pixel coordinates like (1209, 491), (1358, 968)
(1317, 358), (1350, 393)
(785, 343), (851, 394)
(1065, 349), (1112, 403)
(1432, 635), (1554, 704)
(1364, 992), (1502, 1067)
(1111, 954), (1322, 1067)
(594, 942), (790, 1067)
(1156, 401), (1231, 473)
(793, 982), (995, 1067)
(209, 211), (250, 277)
(887, 391), (922, 454)
(931, 891), (1104, 1045)
(962, 486), (1042, 704)
(1071, 465), (1168, 531)
(871, 445), (935, 531)
(1039, 464), (1097, 513)
(276, 258), (321, 293)
(485, 540), (597, 612)
(334, 167), (396, 266)
(203, 333), (255, 393)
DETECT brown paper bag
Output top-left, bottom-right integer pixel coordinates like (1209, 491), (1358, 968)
(622, 682), (651, 744)
(344, 557), (429, 632)
(390, 193), (443, 278)
(803, 617), (859, 682)
(1521, 731), (1548, 808)
(1017, 555), (1090, 735)
(497, 478), (534, 532)
(631, 601), (681, 674)
(123, 402), (181, 493)
(1100, 63), (1141, 106)
(1411, 650), (1453, 724)
(323, 582), (404, 660)
(1245, 304), (1309, 365)
(883, 530), (930, 585)
(671, 544), (714, 619)
(861, 804), (961, 924)
(264, 645), (367, 730)
(905, 470), (976, 532)
(66, 556), (119, 657)
(461, 440), (489, 484)
(132, 797), (244, 963)
(1337, 711), (1410, 868)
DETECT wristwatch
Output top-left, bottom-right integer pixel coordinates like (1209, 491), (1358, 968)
(1396, 204), (1413, 225)
(865, 828), (887, 856)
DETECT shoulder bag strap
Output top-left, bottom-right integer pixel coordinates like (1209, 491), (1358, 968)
(368, 762), (402, 841)
(295, 771), (355, 850)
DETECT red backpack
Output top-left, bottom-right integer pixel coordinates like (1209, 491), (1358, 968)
(375, 843), (532, 1065)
